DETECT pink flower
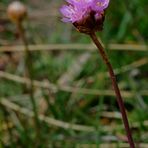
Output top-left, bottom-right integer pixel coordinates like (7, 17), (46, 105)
(60, 5), (88, 23)
(60, 0), (110, 23)
(91, 0), (110, 12)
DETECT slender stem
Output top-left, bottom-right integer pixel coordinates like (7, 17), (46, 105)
(89, 32), (135, 148)
(17, 22), (40, 135)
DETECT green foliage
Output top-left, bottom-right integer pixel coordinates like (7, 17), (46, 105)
(0, 0), (148, 147)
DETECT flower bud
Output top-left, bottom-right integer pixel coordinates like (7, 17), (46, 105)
(7, 1), (27, 24)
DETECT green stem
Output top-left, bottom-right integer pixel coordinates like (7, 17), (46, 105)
(17, 22), (40, 137)
(89, 32), (135, 148)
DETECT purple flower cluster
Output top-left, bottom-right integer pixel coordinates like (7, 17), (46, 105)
(60, 0), (110, 23)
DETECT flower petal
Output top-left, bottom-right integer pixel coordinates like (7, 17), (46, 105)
(91, 0), (110, 11)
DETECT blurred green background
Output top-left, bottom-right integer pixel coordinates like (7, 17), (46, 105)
(0, 0), (148, 147)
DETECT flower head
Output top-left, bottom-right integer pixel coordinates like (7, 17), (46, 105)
(60, 0), (92, 23)
(7, 1), (27, 24)
(60, 0), (110, 33)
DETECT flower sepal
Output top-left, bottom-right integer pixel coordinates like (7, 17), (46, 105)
(73, 11), (105, 34)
